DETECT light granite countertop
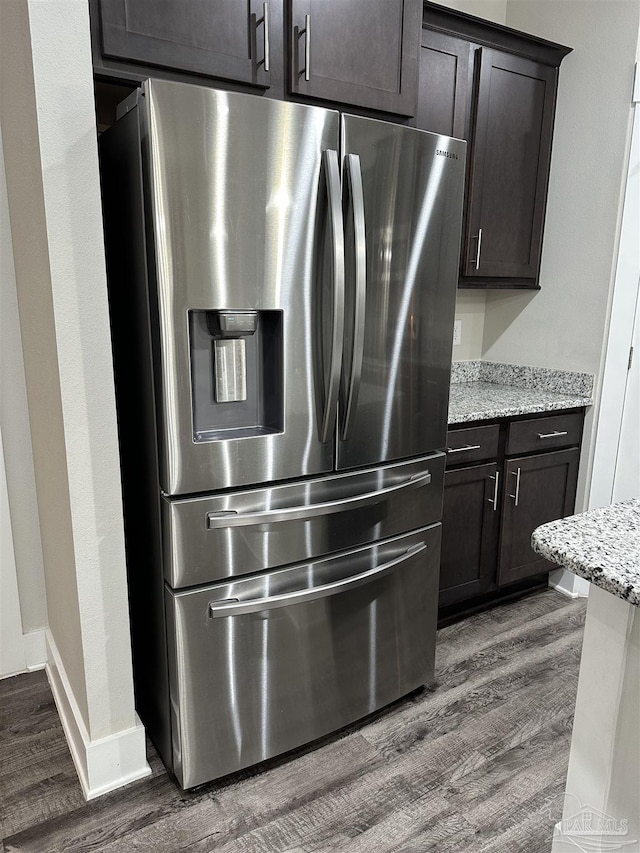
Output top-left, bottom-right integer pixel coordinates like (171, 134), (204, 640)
(448, 361), (593, 425)
(531, 498), (640, 606)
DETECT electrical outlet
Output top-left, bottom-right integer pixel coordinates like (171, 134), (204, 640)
(453, 319), (462, 346)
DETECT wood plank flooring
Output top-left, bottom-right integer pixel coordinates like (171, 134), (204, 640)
(0, 589), (586, 852)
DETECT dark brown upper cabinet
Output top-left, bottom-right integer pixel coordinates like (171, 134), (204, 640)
(419, 3), (571, 289)
(417, 29), (470, 140)
(287, 0), (421, 115)
(93, 0), (280, 91)
(462, 50), (556, 281)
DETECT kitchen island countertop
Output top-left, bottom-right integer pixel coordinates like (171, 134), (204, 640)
(531, 497), (640, 606)
(448, 360), (593, 424)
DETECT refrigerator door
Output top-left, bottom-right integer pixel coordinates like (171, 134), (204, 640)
(338, 116), (466, 470)
(163, 453), (444, 587)
(165, 525), (440, 788)
(141, 79), (342, 495)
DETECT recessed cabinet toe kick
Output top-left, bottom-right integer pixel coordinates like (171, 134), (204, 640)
(100, 79), (465, 787)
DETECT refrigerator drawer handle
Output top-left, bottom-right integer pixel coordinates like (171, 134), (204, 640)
(206, 470), (431, 528)
(207, 542), (427, 616)
(341, 153), (367, 441)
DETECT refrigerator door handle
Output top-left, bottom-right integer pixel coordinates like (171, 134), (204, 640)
(341, 153), (367, 441)
(206, 469), (431, 528)
(207, 542), (427, 616)
(320, 148), (345, 443)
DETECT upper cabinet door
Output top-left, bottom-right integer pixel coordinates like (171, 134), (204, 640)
(288, 0), (421, 115)
(97, 0), (273, 87)
(417, 29), (470, 140)
(462, 48), (557, 281)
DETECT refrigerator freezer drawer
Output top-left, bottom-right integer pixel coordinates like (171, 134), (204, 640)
(163, 454), (445, 588)
(165, 526), (441, 788)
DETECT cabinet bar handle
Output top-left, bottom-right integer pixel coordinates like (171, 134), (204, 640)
(473, 228), (483, 270)
(509, 467), (521, 507)
(300, 13), (311, 81)
(261, 2), (270, 72)
(447, 444), (481, 454)
(487, 470), (499, 511)
(538, 430), (568, 439)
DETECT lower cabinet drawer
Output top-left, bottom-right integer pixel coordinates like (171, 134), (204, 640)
(506, 412), (583, 456)
(446, 424), (500, 466)
(166, 526), (440, 789)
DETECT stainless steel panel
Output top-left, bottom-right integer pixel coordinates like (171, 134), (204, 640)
(166, 525), (440, 788)
(163, 453), (444, 587)
(141, 79), (340, 494)
(338, 116), (466, 469)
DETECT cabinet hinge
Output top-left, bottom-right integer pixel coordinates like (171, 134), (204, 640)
(629, 346), (634, 371)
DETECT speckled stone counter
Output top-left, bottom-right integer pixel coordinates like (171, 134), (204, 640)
(531, 498), (640, 606)
(449, 361), (593, 424)
(533, 500), (640, 852)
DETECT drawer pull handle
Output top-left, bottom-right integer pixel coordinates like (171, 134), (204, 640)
(538, 430), (568, 439)
(509, 467), (521, 507)
(447, 444), (481, 454)
(487, 470), (499, 511)
(207, 542), (427, 616)
(206, 470), (431, 528)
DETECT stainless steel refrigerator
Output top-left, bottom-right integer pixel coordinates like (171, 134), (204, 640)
(100, 78), (465, 789)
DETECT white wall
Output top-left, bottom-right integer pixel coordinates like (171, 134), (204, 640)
(0, 0), (148, 797)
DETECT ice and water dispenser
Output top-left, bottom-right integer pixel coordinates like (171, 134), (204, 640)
(189, 309), (283, 442)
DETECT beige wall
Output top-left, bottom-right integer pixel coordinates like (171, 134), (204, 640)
(486, 0), (640, 506)
(0, 0), (87, 715)
(433, 0), (507, 25)
(441, 1), (640, 375)
(0, 126), (48, 636)
(1, 0), (137, 740)
(484, 0), (639, 374)
(452, 292), (487, 360)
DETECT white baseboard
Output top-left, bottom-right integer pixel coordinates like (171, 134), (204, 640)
(0, 627), (47, 680)
(23, 628), (47, 670)
(549, 569), (590, 600)
(45, 630), (151, 800)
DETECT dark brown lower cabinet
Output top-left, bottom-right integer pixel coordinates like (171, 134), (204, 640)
(497, 449), (579, 587)
(440, 463), (499, 607)
(440, 410), (584, 614)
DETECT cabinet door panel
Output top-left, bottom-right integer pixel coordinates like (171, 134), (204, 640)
(417, 29), (470, 139)
(497, 448), (579, 586)
(289, 0), (420, 115)
(98, 0), (271, 87)
(440, 463), (499, 607)
(463, 48), (556, 281)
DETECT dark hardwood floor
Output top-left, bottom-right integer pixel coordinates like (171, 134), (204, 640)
(0, 589), (586, 852)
